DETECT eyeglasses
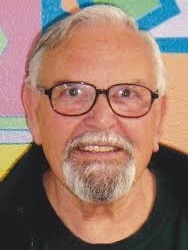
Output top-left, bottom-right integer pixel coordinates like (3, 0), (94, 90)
(37, 81), (158, 118)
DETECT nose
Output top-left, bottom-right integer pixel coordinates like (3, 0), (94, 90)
(83, 94), (118, 130)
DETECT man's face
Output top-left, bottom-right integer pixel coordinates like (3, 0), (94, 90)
(24, 22), (166, 202)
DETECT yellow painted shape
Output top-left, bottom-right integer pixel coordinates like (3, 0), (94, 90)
(61, 0), (80, 14)
(0, 144), (30, 181)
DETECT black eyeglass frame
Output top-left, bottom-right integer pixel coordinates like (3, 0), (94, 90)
(37, 81), (159, 118)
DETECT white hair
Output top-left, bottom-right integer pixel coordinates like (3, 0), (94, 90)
(25, 4), (166, 96)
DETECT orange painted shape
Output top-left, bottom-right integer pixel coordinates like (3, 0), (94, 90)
(61, 0), (80, 14)
(161, 54), (188, 154)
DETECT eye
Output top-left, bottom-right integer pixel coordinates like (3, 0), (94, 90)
(119, 88), (137, 98)
(57, 85), (83, 99)
(52, 85), (83, 102)
(120, 89), (131, 97)
(68, 87), (81, 97)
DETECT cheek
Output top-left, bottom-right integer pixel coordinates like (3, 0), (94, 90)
(36, 102), (81, 169)
(120, 115), (157, 175)
(121, 115), (156, 149)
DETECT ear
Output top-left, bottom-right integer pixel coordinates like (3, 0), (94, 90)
(152, 95), (167, 152)
(22, 83), (42, 145)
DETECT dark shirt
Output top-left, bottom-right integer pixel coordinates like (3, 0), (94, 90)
(0, 144), (187, 249)
(34, 169), (188, 250)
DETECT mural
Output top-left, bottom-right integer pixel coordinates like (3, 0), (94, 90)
(0, 0), (188, 180)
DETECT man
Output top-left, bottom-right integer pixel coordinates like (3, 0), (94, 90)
(0, 4), (187, 250)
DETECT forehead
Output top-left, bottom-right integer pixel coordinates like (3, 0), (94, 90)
(38, 22), (156, 89)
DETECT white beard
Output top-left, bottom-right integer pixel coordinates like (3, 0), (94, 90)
(62, 131), (136, 203)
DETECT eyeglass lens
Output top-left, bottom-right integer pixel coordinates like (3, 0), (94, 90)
(51, 83), (96, 115)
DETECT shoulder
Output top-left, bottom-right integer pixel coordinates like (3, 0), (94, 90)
(153, 144), (188, 207)
(0, 143), (46, 249)
(153, 144), (187, 173)
(0, 211), (28, 249)
(155, 144), (187, 162)
(0, 143), (46, 220)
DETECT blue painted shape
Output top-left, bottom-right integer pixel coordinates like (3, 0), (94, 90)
(42, 0), (68, 29)
(77, 0), (94, 7)
(42, 0), (94, 29)
(137, 0), (180, 30)
(157, 38), (188, 53)
(136, 0), (188, 53)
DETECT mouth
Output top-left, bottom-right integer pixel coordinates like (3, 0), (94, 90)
(79, 145), (122, 153)
(65, 132), (133, 160)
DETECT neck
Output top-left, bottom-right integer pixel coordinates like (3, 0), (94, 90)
(43, 168), (156, 244)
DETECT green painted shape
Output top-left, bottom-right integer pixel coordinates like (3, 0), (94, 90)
(0, 27), (8, 55)
(0, 117), (28, 130)
(94, 0), (160, 19)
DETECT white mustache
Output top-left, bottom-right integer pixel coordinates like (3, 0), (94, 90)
(64, 131), (134, 157)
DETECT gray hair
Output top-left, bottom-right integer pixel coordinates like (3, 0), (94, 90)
(25, 4), (166, 96)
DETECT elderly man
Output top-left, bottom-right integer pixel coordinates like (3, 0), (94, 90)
(0, 4), (187, 250)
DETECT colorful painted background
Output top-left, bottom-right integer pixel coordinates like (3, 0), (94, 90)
(0, 0), (188, 180)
